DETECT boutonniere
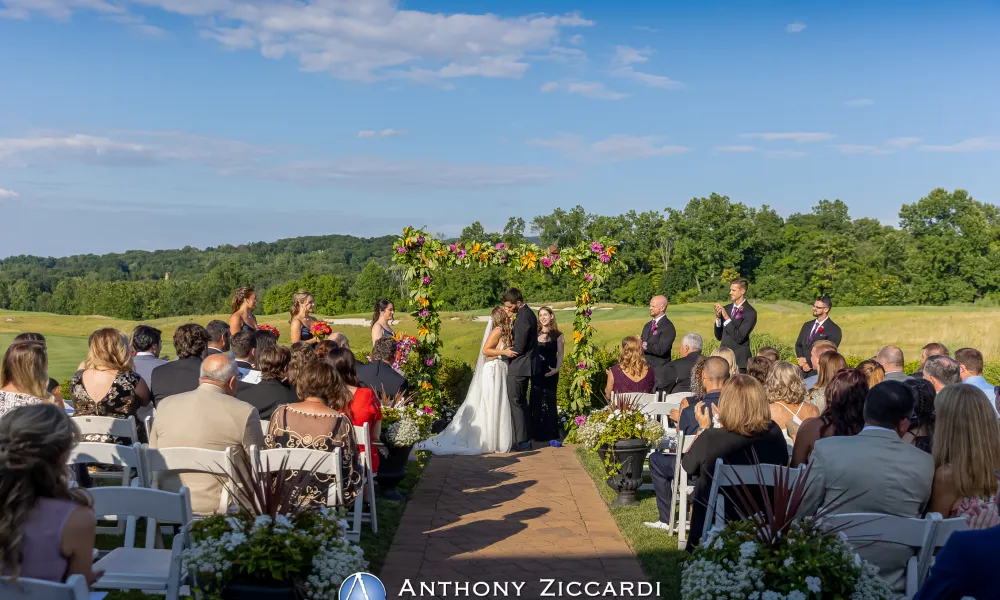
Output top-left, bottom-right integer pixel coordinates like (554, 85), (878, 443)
(817, 325), (824, 334)
(651, 322), (659, 334)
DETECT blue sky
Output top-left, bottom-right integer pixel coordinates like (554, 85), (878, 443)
(0, 0), (998, 257)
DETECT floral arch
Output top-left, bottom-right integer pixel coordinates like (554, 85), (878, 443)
(392, 227), (624, 413)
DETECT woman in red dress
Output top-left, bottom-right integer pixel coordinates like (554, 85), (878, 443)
(322, 348), (383, 472)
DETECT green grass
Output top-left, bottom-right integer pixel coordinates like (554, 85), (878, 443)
(575, 446), (685, 600)
(100, 453), (430, 599)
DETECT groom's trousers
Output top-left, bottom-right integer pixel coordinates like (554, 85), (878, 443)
(506, 374), (530, 444)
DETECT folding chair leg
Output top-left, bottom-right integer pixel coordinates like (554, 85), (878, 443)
(678, 484), (688, 550)
(668, 467), (681, 532)
(367, 473), (378, 534)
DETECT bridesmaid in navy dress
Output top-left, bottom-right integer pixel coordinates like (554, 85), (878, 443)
(228, 286), (258, 335)
(370, 299), (396, 348)
(290, 291), (320, 345)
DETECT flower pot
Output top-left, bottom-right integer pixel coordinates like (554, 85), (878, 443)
(597, 438), (650, 507)
(222, 582), (297, 600)
(376, 442), (413, 501)
(431, 418), (448, 434)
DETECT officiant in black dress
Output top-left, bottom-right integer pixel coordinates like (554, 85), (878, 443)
(531, 306), (564, 443)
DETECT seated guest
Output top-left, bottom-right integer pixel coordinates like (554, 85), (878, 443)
(798, 381), (934, 594)
(323, 348), (383, 472)
(876, 345), (911, 382)
(678, 356), (730, 435)
(746, 355), (773, 387)
(205, 320), (231, 356)
(236, 346), (298, 420)
(287, 342), (316, 389)
(605, 335), (656, 399)
(791, 368), (868, 467)
(13, 333), (63, 405)
(855, 358), (885, 389)
(806, 351), (847, 412)
(954, 347), (999, 416)
(766, 361), (817, 437)
(129, 325), (166, 385)
(914, 492), (1000, 600)
(915, 342), (950, 380)
(230, 330), (256, 375)
(756, 346), (780, 363)
(150, 324), (210, 406)
(0, 340), (53, 420)
(0, 404), (100, 585)
(711, 347), (739, 378)
(332, 332), (350, 349)
(679, 375), (788, 548)
(668, 356), (708, 424)
(314, 339), (339, 359)
(70, 328), (151, 443)
(923, 355), (960, 392)
(660, 334), (703, 394)
(802, 340), (838, 389)
(358, 337), (410, 400)
(266, 359), (362, 506)
(927, 384), (1000, 518)
(149, 354), (265, 515)
(252, 329), (278, 354)
(902, 378), (936, 454)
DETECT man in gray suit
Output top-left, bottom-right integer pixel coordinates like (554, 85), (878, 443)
(799, 381), (933, 594)
(876, 345), (911, 382)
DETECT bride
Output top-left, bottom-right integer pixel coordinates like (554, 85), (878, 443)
(418, 306), (517, 454)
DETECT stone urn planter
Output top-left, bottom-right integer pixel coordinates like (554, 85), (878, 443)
(376, 441), (413, 501)
(596, 438), (650, 507)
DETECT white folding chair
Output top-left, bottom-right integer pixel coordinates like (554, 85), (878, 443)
(69, 442), (147, 535)
(638, 401), (676, 492)
(72, 416), (140, 486)
(142, 445), (237, 547)
(823, 512), (937, 599)
(661, 391), (691, 411)
(90, 484), (193, 600)
(0, 575), (89, 600)
(260, 420), (270, 436)
(349, 423), (378, 538)
(253, 446), (349, 535)
(143, 414), (154, 439)
(916, 513), (966, 586)
(702, 458), (804, 541)
(671, 432), (698, 547)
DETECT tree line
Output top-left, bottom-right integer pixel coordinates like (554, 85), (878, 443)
(0, 188), (994, 320)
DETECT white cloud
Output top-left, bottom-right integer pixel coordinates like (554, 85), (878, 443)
(540, 80), (628, 100)
(741, 132), (835, 143)
(0, 188), (19, 198)
(786, 22), (807, 33)
(0, 130), (559, 189)
(610, 46), (682, 89)
(712, 145), (806, 158)
(713, 145), (760, 153)
(845, 98), (874, 107)
(834, 144), (894, 155)
(614, 45), (651, 65)
(529, 133), (688, 162)
(885, 136), (922, 149)
(2, 0), (594, 84)
(568, 34), (584, 46)
(357, 129), (407, 139)
(917, 137), (1000, 152)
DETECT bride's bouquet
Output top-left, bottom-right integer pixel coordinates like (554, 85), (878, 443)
(378, 390), (435, 448)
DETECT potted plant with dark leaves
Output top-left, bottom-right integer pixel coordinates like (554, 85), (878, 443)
(376, 390), (435, 500)
(182, 452), (367, 600)
(576, 394), (664, 507)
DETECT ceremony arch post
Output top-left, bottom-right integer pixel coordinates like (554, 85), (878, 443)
(392, 227), (623, 413)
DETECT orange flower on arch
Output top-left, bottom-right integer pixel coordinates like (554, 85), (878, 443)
(417, 297), (429, 308)
(607, 246), (617, 256)
(521, 251), (537, 270)
(420, 381), (433, 390)
(471, 242), (482, 254)
(573, 331), (584, 343)
(418, 326), (430, 337)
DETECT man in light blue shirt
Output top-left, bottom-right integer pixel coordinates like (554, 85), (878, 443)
(955, 347), (999, 417)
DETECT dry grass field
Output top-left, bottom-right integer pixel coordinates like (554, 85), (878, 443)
(3, 301), (999, 383)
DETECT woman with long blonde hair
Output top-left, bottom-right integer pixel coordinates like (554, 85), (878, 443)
(0, 341), (55, 420)
(418, 305), (516, 454)
(531, 307), (565, 442)
(229, 286), (258, 335)
(712, 346), (739, 378)
(806, 351), (847, 412)
(289, 291), (320, 345)
(928, 384), (1000, 518)
(70, 328), (151, 443)
(0, 403), (100, 584)
(605, 335), (655, 399)
(766, 361), (817, 437)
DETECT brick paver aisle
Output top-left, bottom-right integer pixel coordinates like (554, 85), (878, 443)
(380, 447), (649, 599)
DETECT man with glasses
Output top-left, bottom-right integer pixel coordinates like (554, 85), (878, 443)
(794, 295), (843, 379)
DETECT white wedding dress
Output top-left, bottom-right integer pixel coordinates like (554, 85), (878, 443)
(417, 318), (513, 455)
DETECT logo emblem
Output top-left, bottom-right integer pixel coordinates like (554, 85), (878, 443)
(339, 572), (386, 600)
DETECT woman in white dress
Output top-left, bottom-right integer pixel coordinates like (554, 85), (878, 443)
(419, 306), (517, 455)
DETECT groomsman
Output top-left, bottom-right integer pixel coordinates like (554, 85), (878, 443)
(794, 295), (843, 377)
(641, 295), (676, 391)
(713, 278), (756, 371)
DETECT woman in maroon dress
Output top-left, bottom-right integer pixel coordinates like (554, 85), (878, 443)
(604, 335), (656, 399)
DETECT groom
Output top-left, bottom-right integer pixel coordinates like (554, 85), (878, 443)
(503, 288), (537, 451)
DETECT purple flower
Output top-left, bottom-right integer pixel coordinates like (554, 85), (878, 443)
(590, 242), (604, 253)
(585, 273), (593, 282)
(575, 415), (586, 427)
(416, 235), (425, 244)
(457, 250), (467, 258)
(584, 309), (592, 317)
(424, 357), (435, 366)
(577, 361), (587, 370)
(397, 246), (408, 254)
(498, 254), (508, 262)
(541, 257), (553, 268)
(495, 242), (506, 250)
(418, 309), (430, 317)
(422, 275), (432, 285)
(449, 244), (457, 252)
(599, 253), (611, 263)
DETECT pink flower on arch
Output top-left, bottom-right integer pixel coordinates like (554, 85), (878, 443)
(423, 406), (435, 415)
(457, 250), (467, 259)
(575, 415), (586, 427)
(416, 235), (425, 244)
(424, 357), (436, 367)
(422, 275), (432, 285)
(584, 309), (592, 317)
(397, 246), (408, 254)
(541, 257), (553, 268)
(590, 242), (604, 253)
(585, 273), (593, 282)
(449, 244), (457, 252)
(418, 309), (430, 317)
(495, 242), (506, 250)
(599, 253), (611, 263)
(577, 361), (587, 370)
(498, 254), (508, 262)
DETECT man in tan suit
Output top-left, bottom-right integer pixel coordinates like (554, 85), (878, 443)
(798, 380), (934, 594)
(149, 353), (265, 515)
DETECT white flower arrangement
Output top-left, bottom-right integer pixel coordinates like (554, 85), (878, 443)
(387, 417), (423, 447)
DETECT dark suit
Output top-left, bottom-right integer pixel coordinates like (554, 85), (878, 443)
(150, 356), (203, 406)
(641, 316), (676, 390)
(714, 301), (757, 370)
(661, 352), (701, 394)
(357, 360), (410, 400)
(506, 304), (538, 445)
(235, 359), (254, 371)
(235, 379), (298, 420)
(914, 525), (1000, 600)
(794, 318), (843, 375)
(206, 347), (225, 356)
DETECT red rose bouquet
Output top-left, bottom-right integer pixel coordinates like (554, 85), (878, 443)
(257, 324), (280, 339)
(310, 321), (332, 340)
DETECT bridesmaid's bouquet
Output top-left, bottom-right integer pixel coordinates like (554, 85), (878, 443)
(310, 321), (333, 340)
(257, 324), (280, 339)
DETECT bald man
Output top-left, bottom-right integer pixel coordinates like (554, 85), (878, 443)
(642, 295), (676, 391)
